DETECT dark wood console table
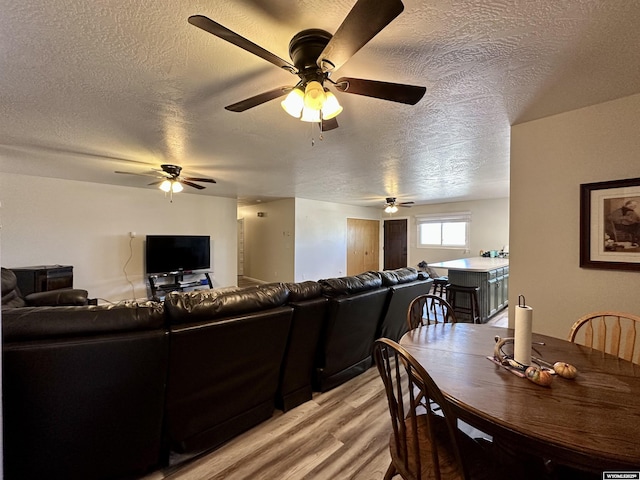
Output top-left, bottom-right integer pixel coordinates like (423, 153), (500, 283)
(11, 265), (74, 296)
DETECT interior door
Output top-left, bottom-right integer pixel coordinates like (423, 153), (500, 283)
(384, 219), (408, 270)
(347, 218), (380, 275)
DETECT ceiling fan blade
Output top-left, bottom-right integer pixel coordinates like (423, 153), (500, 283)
(183, 177), (217, 184)
(115, 170), (161, 179)
(317, 0), (404, 72)
(321, 117), (339, 131)
(179, 179), (206, 190)
(188, 15), (296, 72)
(335, 77), (425, 105)
(225, 86), (293, 112)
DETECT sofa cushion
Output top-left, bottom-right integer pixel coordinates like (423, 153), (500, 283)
(378, 270), (400, 286)
(2, 301), (165, 341)
(393, 267), (419, 283)
(319, 271), (383, 297)
(25, 289), (89, 307)
(285, 281), (322, 302)
(376, 267), (420, 286)
(164, 282), (290, 324)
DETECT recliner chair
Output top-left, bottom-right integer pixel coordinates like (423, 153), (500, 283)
(1, 267), (88, 308)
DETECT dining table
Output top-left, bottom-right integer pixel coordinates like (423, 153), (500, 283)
(399, 323), (640, 475)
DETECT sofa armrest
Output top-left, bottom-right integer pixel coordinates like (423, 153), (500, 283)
(25, 289), (89, 307)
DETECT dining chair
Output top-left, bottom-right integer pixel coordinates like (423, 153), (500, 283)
(568, 311), (640, 364)
(373, 338), (495, 480)
(407, 294), (457, 330)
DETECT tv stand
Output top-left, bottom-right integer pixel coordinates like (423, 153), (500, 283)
(147, 271), (213, 301)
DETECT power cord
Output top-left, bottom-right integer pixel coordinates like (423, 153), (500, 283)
(123, 235), (136, 300)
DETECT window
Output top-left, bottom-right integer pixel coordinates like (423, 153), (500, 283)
(416, 212), (471, 249)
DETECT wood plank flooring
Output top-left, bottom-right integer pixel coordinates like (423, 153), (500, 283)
(143, 366), (391, 480)
(142, 297), (508, 480)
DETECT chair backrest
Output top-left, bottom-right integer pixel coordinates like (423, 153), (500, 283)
(407, 294), (457, 330)
(568, 311), (640, 364)
(373, 338), (468, 480)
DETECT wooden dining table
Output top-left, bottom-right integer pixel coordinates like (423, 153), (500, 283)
(399, 323), (640, 475)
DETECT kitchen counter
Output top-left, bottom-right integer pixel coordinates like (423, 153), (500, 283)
(428, 257), (509, 322)
(428, 257), (509, 272)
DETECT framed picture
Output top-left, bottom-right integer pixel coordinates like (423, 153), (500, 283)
(580, 177), (640, 270)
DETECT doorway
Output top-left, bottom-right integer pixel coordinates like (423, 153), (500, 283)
(347, 218), (380, 275)
(383, 218), (408, 270)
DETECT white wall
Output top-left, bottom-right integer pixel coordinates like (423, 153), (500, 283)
(0, 173), (238, 301)
(510, 93), (640, 339)
(402, 198), (510, 273)
(294, 198), (381, 281)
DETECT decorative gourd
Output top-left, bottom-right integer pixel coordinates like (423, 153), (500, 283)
(553, 362), (578, 379)
(525, 366), (553, 387)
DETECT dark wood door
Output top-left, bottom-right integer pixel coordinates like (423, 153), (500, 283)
(384, 219), (407, 270)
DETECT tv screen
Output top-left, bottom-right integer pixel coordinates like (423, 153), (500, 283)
(145, 235), (211, 274)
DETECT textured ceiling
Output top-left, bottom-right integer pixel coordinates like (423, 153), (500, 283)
(1, 0), (640, 207)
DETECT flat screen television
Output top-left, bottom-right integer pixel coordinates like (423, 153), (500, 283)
(145, 235), (211, 274)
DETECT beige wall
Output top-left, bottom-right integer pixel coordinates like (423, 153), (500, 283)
(510, 93), (640, 339)
(239, 198), (381, 283)
(238, 199), (296, 283)
(0, 173), (238, 301)
(403, 197), (510, 273)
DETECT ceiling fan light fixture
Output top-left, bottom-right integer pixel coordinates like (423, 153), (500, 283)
(281, 87), (305, 118)
(321, 90), (343, 120)
(160, 179), (183, 193)
(300, 106), (321, 123)
(160, 180), (172, 192)
(385, 204), (398, 213)
(303, 81), (325, 110)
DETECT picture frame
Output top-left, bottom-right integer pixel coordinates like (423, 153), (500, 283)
(580, 177), (640, 271)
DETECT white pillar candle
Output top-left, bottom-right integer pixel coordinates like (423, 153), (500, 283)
(514, 303), (533, 367)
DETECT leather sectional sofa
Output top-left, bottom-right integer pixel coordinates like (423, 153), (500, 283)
(1, 267), (431, 479)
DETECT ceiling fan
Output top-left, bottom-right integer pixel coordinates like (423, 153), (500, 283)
(188, 0), (426, 130)
(384, 197), (414, 213)
(115, 164), (216, 193)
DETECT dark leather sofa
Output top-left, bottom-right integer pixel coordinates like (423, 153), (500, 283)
(2, 302), (168, 480)
(1, 267), (431, 478)
(277, 280), (327, 411)
(377, 267), (433, 342)
(314, 271), (390, 392)
(1, 266), (88, 308)
(162, 283), (294, 454)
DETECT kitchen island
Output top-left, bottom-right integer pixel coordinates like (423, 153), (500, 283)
(428, 257), (509, 322)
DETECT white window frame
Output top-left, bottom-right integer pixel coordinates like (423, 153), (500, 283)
(416, 212), (471, 249)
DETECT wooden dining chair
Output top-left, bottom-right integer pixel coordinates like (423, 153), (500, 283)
(568, 311), (640, 364)
(407, 294), (457, 330)
(374, 338), (495, 480)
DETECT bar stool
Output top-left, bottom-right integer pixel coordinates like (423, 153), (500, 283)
(446, 284), (481, 324)
(431, 277), (448, 297)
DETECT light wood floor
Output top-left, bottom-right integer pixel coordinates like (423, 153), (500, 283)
(143, 365), (392, 480)
(143, 305), (509, 480)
